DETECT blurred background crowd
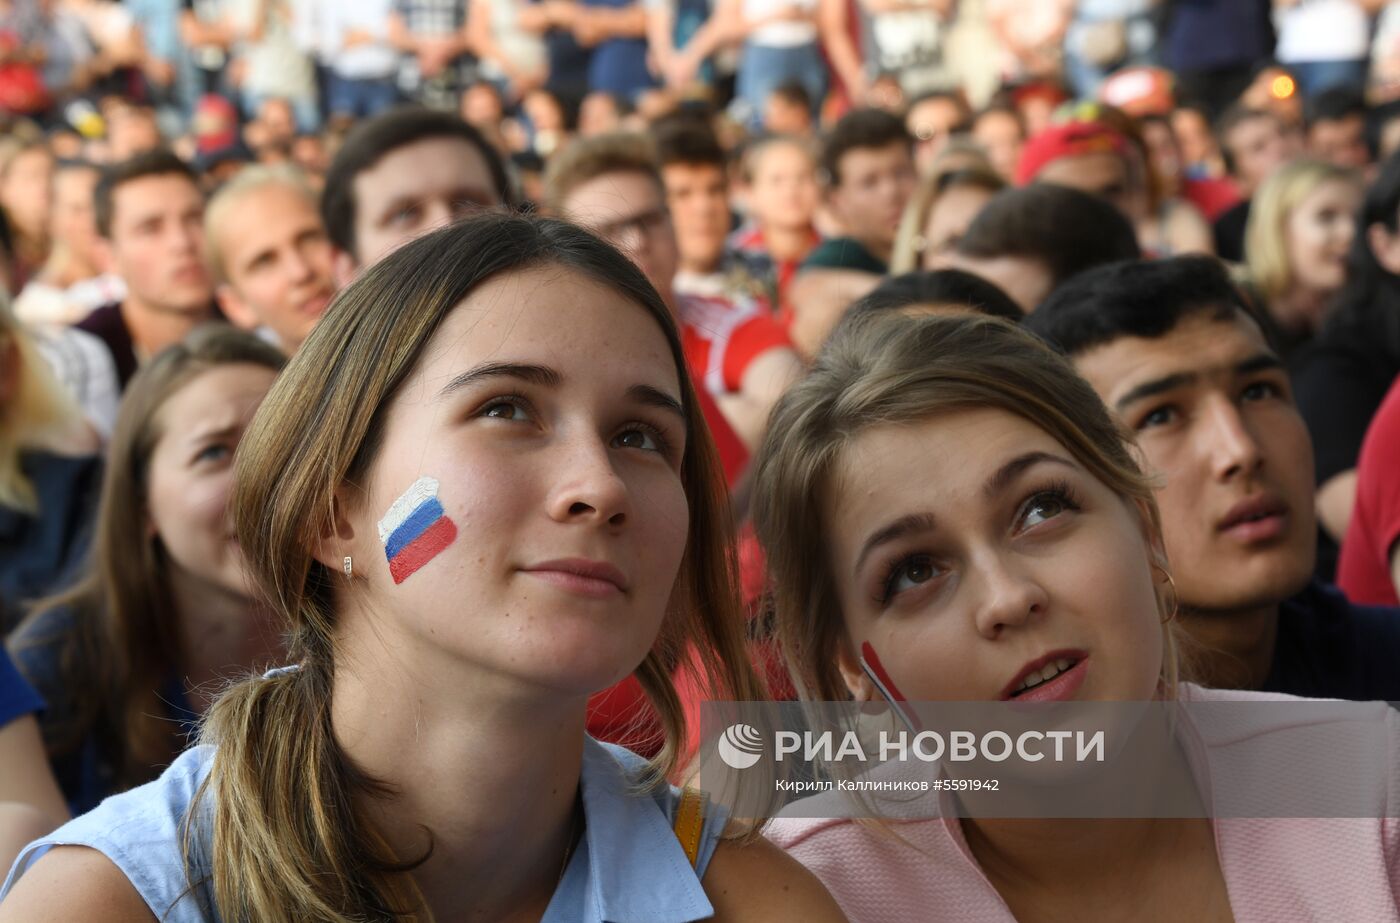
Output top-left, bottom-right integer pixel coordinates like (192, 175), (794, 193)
(11, 0), (1400, 861)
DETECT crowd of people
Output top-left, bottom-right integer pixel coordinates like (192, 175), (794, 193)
(3, 0), (1400, 920)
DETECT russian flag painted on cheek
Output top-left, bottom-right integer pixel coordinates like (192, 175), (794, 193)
(377, 476), (459, 584)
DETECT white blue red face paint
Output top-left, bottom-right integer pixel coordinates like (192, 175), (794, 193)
(860, 641), (924, 733)
(377, 476), (458, 584)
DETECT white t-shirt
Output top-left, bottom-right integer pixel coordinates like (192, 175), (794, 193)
(1275, 0), (1370, 63)
(745, 0), (818, 48)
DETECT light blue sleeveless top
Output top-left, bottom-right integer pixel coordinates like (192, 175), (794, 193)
(2, 735), (728, 922)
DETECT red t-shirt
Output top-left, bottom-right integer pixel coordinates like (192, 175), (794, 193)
(1338, 376), (1400, 606)
(1182, 176), (1242, 223)
(680, 293), (795, 397)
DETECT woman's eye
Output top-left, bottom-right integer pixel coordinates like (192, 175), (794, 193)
(884, 555), (938, 601)
(613, 427), (661, 452)
(195, 444), (230, 464)
(1020, 489), (1078, 530)
(480, 400), (527, 421)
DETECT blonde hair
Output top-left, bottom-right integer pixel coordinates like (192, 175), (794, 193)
(191, 214), (766, 921)
(1245, 158), (1361, 301)
(203, 164), (319, 284)
(750, 312), (1181, 705)
(890, 153), (1004, 274)
(542, 132), (662, 215)
(0, 296), (82, 511)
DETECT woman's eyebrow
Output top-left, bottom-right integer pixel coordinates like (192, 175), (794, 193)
(435, 362), (562, 400)
(627, 384), (686, 424)
(983, 451), (1078, 499)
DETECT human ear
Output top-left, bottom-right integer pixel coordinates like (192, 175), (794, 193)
(215, 284), (261, 332)
(331, 247), (358, 290)
(310, 483), (365, 575)
(835, 638), (876, 703)
(1367, 222), (1400, 276)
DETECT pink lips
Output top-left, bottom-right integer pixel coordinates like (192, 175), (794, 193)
(1000, 649), (1088, 701)
(1216, 493), (1289, 545)
(521, 558), (629, 598)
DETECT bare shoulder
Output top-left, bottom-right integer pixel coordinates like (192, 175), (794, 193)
(702, 829), (850, 923)
(0, 845), (155, 923)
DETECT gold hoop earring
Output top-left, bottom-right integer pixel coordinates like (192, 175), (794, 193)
(1153, 563), (1178, 624)
(343, 556), (353, 578)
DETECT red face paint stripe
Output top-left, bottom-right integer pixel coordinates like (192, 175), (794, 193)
(388, 516), (458, 584)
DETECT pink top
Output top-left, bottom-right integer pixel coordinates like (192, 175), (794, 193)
(766, 685), (1400, 922)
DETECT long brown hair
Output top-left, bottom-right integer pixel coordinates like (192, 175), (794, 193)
(10, 325), (287, 790)
(750, 313), (1181, 704)
(195, 214), (766, 922)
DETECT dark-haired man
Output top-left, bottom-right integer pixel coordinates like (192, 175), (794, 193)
(321, 106), (513, 277)
(788, 108), (916, 358)
(950, 184), (1141, 313)
(1305, 86), (1371, 171)
(1028, 255), (1400, 699)
(80, 150), (215, 390)
(653, 118), (766, 304)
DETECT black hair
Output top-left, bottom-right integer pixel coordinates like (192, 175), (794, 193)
(843, 269), (1024, 326)
(820, 108), (912, 187)
(1026, 254), (1259, 357)
(320, 106), (513, 257)
(767, 82), (812, 114)
(94, 148), (198, 239)
(1306, 85), (1367, 128)
(955, 184), (1141, 295)
(1214, 105), (1279, 176)
(653, 116), (726, 170)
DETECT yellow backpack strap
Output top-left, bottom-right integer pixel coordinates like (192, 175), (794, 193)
(672, 786), (709, 869)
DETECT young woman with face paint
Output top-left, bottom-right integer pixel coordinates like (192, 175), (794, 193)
(751, 313), (1400, 923)
(0, 215), (846, 923)
(7, 326), (287, 816)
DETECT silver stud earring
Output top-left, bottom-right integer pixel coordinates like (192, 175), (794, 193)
(343, 556), (353, 578)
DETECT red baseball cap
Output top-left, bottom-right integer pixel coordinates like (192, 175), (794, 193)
(1015, 120), (1132, 186)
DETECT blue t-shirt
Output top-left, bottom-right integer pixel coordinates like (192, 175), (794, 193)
(0, 646), (42, 729)
(581, 0), (656, 100)
(3, 735), (729, 922)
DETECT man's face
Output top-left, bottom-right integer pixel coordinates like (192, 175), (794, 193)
(660, 162), (730, 274)
(1225, 115), (1295, 194)
(828, 142), (916, 255)
(215, 183), (336, 353)
(258, 99), (297, 147)
(1074, 310), (1316, 614)
(352, 136), (501, 267)
(1036, 151), (1143, 223)
(107, 106), (162, 162)
(105, 174), (213, 316)
(563, 170), (679, 304)
(1308, 114), (1370, 171)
